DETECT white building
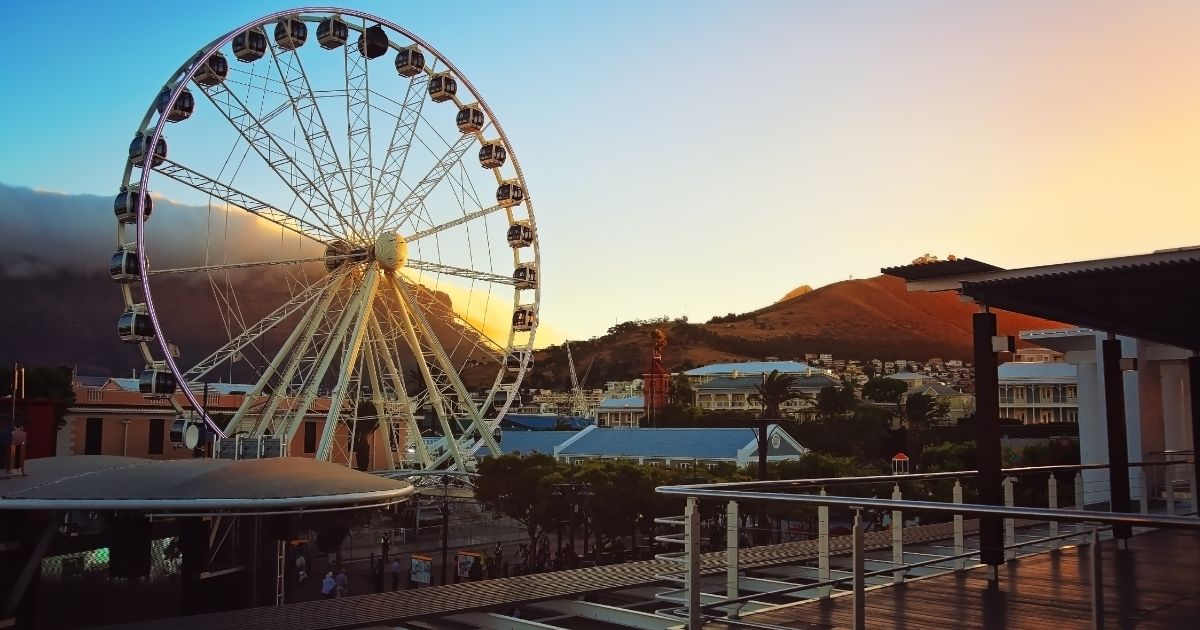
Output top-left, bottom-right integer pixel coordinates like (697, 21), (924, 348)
(997, 362), (1078, 424)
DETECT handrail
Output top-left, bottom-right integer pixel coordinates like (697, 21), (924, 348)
(655, 486), (1200, 530)
(672, 459), (1193, 492)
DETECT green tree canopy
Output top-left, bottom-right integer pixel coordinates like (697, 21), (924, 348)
(750, 370), (802, 418)
(861, 377), (907, 404)
(903, 392), (949, 429)
(475, 453), (564, 548)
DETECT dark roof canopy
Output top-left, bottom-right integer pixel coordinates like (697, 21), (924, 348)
(881, 257), (1003, 281)
(882, 248), (1200, 351)
(1, 455), (414, 513)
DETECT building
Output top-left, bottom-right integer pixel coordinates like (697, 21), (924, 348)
(60, 376), (398, 467)
(595, 396), (644, 427)
(683, 360), (826, 388)
(484, 425), (808, 468)
(902, 381), (976, 421)
(997, 361), (1078, 424)
(886, 371), (935, 389)
(693, 374), (840, 417)
(1010, 347), (1065, 363)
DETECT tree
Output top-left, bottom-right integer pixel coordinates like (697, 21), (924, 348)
(750, 370), (802, 419)
(815, 386), (857, 419)
(861, 377), (907, 404)
(475, 454), (564, 549)
(903, 392), (948, 430)
(0, 365), (75, 430)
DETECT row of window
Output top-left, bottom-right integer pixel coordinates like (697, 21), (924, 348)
(83, 417), (166, 455)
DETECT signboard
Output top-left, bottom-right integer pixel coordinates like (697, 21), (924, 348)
(410, 554), (431, 584)
(456, 550), (481, 579)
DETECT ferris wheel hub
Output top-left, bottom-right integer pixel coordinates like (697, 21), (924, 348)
(374, 231), (407, 271)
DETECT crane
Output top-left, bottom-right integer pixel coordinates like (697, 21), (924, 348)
(565, 341), (590, 418)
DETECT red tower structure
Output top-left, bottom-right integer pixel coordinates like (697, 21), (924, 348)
(642, 329), (670, 427)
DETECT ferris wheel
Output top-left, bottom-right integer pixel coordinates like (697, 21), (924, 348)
(111, 8), (538, 471)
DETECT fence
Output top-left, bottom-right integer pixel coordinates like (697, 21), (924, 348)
(654, 457), (1198, 630)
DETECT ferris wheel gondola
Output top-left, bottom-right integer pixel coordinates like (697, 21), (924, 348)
(113, 7), (539, 473)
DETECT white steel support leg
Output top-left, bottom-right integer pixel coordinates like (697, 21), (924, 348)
(252, 274), (348, 436)
(953, 480), (965, 569)
(891, 483), (903, 583)
(1049, 474), (1060, 550)
(393, 278), (501, 457)
(369, 317), (431, 469)
(1139, 467), (1150, 514)
(315, 266), (381, 461)
(278, 267), (375, 445)
(684, 497), (701, 630)
(363, 332), (393, 470)
(1003, 477), (1015, 560)
(1166, 463), (1177, 515)
(390, 278), (465, 470)
(818, 487), (830, 590)
(726, 500), (738, 603)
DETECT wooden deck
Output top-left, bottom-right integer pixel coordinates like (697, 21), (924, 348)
(714, 529), (1200, 630)
(99, 521), (969, 629)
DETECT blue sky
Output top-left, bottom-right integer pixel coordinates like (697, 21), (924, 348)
(2, 1), (1198, 342)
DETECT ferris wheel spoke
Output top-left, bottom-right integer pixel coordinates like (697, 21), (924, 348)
(404, 203), (505, 243)
(375, 75), (428, 233)
(149, 253), (357, 276)
(196, 79), (358, 242)
(369, 316), (432, 469)
(378, 132), (476, 235)
(266, 41), (359, 240)
(219, 271), (343, 435)
(248, 274), (352, 436)
(393, 276), (500, 457)
(277, 265), (380, 446)
(343, 21), (376, 236)
(404, 282), (507, 358)
(183, 269), (342, 386)
(386, 277), (467, 470)
(405, 259), (514, 285)
(155, 159), (337, 243)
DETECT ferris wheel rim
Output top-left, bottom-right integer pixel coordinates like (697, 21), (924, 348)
(120, 6), (541, 448)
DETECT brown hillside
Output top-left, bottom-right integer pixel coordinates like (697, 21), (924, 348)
(520, 275), (1067, 387)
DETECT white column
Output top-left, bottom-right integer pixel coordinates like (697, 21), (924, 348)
(1075, 356), (1109, 506)
(726, 501), (738, 602)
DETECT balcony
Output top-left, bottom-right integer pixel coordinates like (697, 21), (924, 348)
(655, 458), (1200, 629)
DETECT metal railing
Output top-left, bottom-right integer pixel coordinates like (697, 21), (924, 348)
(652, 459), (1198, 630)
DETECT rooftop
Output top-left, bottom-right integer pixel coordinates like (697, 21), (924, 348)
(684, 361), (819, 376)
(559, 426), (780, 459)
(597, 396), (644, 409)
(698, 374), (840, 391)
(998, 361), (1078, 382)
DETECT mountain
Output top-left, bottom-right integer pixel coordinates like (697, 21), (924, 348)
(779, 284), (813, 302)
(520, 275), (1067, 388)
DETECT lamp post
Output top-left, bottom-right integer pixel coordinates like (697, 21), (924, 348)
(440, 474), (450, 586)
(551, 482), (594, 566)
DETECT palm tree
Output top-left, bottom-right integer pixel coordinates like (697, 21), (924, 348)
(902, 392), (948, 463)
(748, 370), (801, 544)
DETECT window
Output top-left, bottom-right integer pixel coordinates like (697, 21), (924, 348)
(303, 422), (317, 454)
(1066, 386), (1077, 399)
(148, 418), (164, 455)
(85, 418), (103, 455)
(1013, 388), (1026, 401)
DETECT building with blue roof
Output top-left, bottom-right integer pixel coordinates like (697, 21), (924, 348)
(683, 360), (827, 386)
(555, 424), (806, 467)
(595, 396), (644, 428)
(481, 424), (807, 467)
(694, 374), (840, 418)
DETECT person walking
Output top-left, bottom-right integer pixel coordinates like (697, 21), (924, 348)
(321, 572), (336, 599)
(335, 568), (348, 598)
(295, 553), (307, 583)
(391, 558), (402, 591)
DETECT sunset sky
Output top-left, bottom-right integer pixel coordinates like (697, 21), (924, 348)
(1, 0), (1197, 343)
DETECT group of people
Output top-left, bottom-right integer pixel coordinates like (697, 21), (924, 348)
(319, 568), (350, 599)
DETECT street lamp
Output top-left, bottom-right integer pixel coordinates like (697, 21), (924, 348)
(550, 482), (594, 566)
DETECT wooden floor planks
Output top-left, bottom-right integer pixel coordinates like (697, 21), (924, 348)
(717, 529), (1200, 630)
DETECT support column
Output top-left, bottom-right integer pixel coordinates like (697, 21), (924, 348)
(726, 501), (739, 602)
(1189, 355), (1200, 504)
(973, 309), (1004, 568)
(1101, 337), (1132, 540)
